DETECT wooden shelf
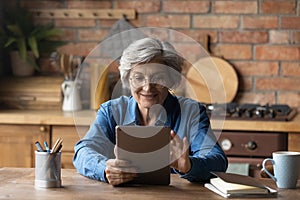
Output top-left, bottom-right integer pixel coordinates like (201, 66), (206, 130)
(30, 9), (136, 19)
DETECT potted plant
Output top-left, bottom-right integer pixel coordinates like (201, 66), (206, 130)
(1, 6), (65, 76)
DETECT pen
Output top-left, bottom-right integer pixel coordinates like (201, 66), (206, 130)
(44, 141), (50, 153)
(56, 144), (63, 153)
(35, 141), (44, 152)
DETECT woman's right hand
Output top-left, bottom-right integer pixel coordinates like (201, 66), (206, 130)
(105, 159), (137, 186)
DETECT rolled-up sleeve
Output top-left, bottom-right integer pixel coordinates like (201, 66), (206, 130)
(173, 101), (228, 182)
(73, 104), (115, 182)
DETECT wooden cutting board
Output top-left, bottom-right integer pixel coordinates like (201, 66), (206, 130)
(185, 56), (238, 104)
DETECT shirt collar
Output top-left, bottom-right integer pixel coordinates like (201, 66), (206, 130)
(123, 96), (138, 125)
(122, 93), (177, 126)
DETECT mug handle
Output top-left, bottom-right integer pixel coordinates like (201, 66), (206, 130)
(262, 158), (277, 182)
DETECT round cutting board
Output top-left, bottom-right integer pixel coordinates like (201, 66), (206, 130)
(185, 56), (238, 104)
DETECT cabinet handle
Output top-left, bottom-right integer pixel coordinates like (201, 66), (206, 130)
(40, 126), (47, 132)
(18, 95), (36, 101)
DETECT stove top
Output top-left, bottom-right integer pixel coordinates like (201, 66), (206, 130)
(205, 103), (297, 121)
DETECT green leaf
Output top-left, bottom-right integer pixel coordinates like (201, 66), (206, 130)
(2, 7), (66, 70)
(6, 24), (23, 37)
(28, 36), (39, 58)
(4, 37), (16, 48)
(16, 38), (27, 61)
(34, 27), (63, 41)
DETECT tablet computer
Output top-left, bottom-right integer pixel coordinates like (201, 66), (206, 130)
(115, 125), (171, 185)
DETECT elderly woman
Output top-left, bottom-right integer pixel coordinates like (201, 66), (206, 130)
(73, 37), (228, 186)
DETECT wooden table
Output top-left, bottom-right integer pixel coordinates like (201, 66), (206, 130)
(0, 168), (299, 200)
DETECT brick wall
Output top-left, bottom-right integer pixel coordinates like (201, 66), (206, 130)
(8, 0), (300, 108)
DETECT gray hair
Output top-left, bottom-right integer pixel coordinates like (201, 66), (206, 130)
(119, 37), (183, 88)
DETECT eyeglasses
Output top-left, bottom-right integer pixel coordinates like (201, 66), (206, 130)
(129, 73), (168, 88)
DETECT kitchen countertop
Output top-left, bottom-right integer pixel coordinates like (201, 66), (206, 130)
(0, 109), (96, 126)
(0, 109), (299, 132)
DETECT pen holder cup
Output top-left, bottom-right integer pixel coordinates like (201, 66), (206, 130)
(35, 151), (62, 188)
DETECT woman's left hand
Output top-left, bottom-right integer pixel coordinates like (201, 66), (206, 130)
(170, 130), (191, 174)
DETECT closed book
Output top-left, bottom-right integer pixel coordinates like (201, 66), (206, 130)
(204, 172), (277, 198)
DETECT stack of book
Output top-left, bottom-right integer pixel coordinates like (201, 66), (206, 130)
(205, 172), (277, 198)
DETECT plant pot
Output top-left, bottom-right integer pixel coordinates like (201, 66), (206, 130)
(10, 51), (36, 77)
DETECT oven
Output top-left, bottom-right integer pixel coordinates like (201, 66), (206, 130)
(217, 131), (287, 177)
(207, 103), (296, 178)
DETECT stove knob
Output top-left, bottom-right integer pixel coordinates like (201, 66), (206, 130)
(221, 138), (232, 151)
(255, 110), (264, 118)
(268, 109), (276, 118)
(245, 110), (253, 117)
(245, 141), (257, 151)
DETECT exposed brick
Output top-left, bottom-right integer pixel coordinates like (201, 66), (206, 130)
(256, 77), (300, 91)
(57, 42), (98, 56)
(127, 18), (143, 28)
(269, 30), (291, 44)
(6, 0), (300, 109)
(116, 0), (161, 13)
(278, 92), (300, 108)
(293, 32), (300, 44)
(243, 16), (278, 29)
(59, 29), (77, 41)
(282, 62), (300, 77)
(174, 43), (208, 62)
(238, 77), (253, 91)
(193, 16), (239, 29)
(164, 0), (209, 13)
(55, 19), (96, 28)
(255, 46), (300, 61)
(261, 0), (296, 14)
(145, 15), (190, 28)
(67, 0), (112, 8)
(141, 29), (170, 41)
(232, 61), (279, 76)
(281, 17), (300, 29)
(78, 30), (109, 41)
(98, 17), (142, 28)
(234, 92), (276, 104)
(220, 31), (268, 44)
(99, 19), (118, 28)
(211, 44), (252, 60)
(21, 0), (64, 9)
(172, 30), (218, 48)
(213, 1), (257, 14)
(33, 18), (53, 26)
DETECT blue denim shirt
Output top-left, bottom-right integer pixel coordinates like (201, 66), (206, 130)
(73, 93), (228, 183)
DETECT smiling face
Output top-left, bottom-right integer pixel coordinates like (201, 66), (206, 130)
(129, 62), (170, 111)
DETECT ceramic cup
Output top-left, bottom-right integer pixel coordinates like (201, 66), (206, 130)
(262, 151), (300, 189)
(35, 151), (61, 188)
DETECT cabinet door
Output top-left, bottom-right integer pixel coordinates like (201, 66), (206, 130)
(288, 133), (300, 152)
(52, 125), (89, 168)
(0, 124), (50, 167)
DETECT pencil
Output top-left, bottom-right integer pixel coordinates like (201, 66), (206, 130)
(51, 138), (63, 153)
